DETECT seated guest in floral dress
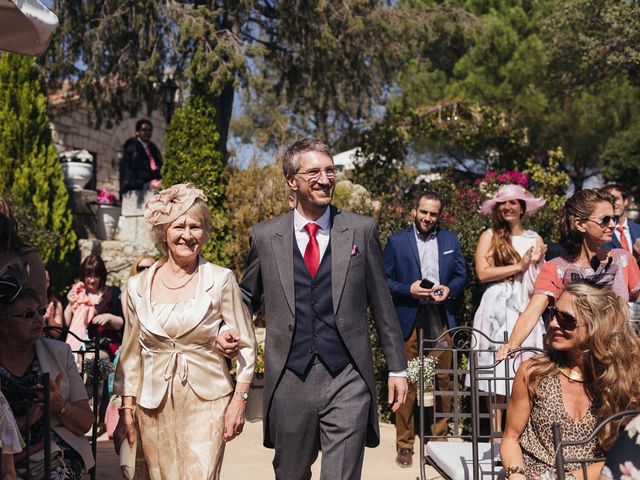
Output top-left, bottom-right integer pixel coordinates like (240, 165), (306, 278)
(501, 281), (640, 479)
(0, 271), (94, 479)
(600, 412), (640, 480)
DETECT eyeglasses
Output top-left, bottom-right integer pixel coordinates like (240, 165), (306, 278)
(136, 264), (152, 273)
(11, 307), (46, 320)
(547, 306), (580, 331)
(295, 166), (337, 182)
(139, 128), (153, 132)
(584, 215), (619, 228)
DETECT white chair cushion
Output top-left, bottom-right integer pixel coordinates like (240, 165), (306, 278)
(426, 441), (504, 480)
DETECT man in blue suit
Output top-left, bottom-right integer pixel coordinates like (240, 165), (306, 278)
(383, 191), (467, 468)
(603, 183), (640, 263)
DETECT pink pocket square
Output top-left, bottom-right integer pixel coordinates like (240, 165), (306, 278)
(351, 244), (360, 256)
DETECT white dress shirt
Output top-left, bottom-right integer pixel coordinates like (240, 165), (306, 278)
(414, 225), (440, 286)
(294, 207), (331, 260)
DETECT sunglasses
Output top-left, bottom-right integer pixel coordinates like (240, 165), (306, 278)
(11, 307), (47, 320)
(136, 264), (152, 273)
(547, 306), (580, 331)
(584, 215), (619, 228)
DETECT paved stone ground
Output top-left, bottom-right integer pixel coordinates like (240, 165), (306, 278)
(93, 421), (442, 479)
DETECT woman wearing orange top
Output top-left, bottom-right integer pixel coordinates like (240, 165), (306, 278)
(498, 189), (640, 359)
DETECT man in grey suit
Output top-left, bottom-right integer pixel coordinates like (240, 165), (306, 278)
(226, 138), (407, 479)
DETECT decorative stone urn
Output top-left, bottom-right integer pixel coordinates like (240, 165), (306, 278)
(60, 150), (94, 191)
(96, 204), (121, 240)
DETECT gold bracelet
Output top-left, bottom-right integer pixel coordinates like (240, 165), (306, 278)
(505, 466), (525, 479)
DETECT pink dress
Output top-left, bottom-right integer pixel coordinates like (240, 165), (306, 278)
(534, 249), (640, 301)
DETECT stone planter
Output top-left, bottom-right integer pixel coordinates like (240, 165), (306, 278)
(246, 376), (264, 422)
(96, 204), (121, 240)
(61, 161), (93, 191)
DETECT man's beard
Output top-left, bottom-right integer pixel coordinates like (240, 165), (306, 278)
(415, 219), (437, 236)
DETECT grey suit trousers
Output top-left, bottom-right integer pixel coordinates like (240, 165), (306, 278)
(269, 362), (371, 480)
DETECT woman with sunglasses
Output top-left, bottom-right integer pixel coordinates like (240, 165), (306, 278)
(0, 270), (94, 478)
(128, 254), (154, 277)
(498, 189), (640, 360)
(501, 281), (640, 478)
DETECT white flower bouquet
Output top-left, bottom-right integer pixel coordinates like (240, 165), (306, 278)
(407, 355), (438, 386)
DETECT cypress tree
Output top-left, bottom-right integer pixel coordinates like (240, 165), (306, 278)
(162, 92), (229, 266)
(0, 53), (76, 269)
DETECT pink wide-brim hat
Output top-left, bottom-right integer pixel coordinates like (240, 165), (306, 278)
(479, 184), (546, 216)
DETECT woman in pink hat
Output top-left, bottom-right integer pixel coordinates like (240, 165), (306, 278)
(497, 188), (640, 361)
(472, 184), (547, 427)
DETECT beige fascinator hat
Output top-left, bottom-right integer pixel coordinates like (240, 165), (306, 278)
(479, 184), (546, 216)
(144, 183), (208, 226)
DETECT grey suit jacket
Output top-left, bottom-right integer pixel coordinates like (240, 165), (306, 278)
(240, 206), (407, 448)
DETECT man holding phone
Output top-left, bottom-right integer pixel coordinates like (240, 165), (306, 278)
(383, 191), (467, 468)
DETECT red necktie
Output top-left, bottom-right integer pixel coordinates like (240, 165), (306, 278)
(617, 225), (631, 252)
(304, 223), (320, 278)
(143, 143), (158, 171)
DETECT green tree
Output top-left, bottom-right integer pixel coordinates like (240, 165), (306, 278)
(162, 93), (229, 266)
(0, 53), (76, 278)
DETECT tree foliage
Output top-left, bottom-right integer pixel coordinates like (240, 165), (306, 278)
(0, 53), (76, 282)
(162, 93), (229, 265)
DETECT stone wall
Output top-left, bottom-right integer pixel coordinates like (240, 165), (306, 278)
(50, 109), (167, 194)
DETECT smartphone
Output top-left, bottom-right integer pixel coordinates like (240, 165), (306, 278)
(420, 278), (435, 289)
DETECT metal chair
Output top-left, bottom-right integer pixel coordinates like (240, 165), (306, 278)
(0, 372), (51, 479)
(469, 346), (544, 480)
(418, 326), (507, 480)
(553, 410), (640, 480)
(44, 326), (102, 480)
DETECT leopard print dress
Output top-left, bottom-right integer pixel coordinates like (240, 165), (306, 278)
(519, 375), (603, 477)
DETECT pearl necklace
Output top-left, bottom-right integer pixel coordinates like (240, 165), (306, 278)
(559, 367), (585, 383)
(160, 267), (197, 291)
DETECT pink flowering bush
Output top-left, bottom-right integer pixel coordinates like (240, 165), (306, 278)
(96, 189), (118, 205)
(476, 170), (529, 198)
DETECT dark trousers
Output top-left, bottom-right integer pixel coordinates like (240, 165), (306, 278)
(270, 362), (371, 480)
(395, 305), (452, 449)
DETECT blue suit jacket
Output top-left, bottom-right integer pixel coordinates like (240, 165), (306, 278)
(383, 226), (467, 339)
(603, 219), (640, 251)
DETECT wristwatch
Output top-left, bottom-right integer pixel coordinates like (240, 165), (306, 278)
(59, 401), (70, 416)
(235, 391), (249, 401)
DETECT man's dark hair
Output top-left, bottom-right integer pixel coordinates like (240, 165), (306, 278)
(603, 183), (630, 200)
(135, 119), (153, 132)
(415, 191), (443, 210)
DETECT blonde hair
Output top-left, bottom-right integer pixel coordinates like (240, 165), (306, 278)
(129, 253), (155, 276)
(151, 199), (211, 257)
(527, 282), (640, 450)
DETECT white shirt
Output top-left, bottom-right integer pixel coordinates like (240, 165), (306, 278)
(414, 224), (440, 286)
(294, 207), (331, 260)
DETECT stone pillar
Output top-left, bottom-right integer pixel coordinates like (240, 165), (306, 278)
(117, 189), (158, 252)
(69, 190), (99, 240)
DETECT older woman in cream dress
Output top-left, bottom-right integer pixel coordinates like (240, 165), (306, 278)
(113, 183), (256, 479)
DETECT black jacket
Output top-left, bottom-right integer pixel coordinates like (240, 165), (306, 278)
(119, 137), (162, 195)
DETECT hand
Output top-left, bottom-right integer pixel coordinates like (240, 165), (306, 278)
(223, 395), (246, 442)
(429, 285), (450, 303)
(91, 313), (112, 326)
(34, 373), (65, 414)
(518, 247), (533, 272)
(216, 329), (240, 359)
(113, 411), (137, 453)
(496, 343), (512, 361)
(409, 280), (432, 300)
(532, 237), (547, 263)
(387, 376), (408, 413)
